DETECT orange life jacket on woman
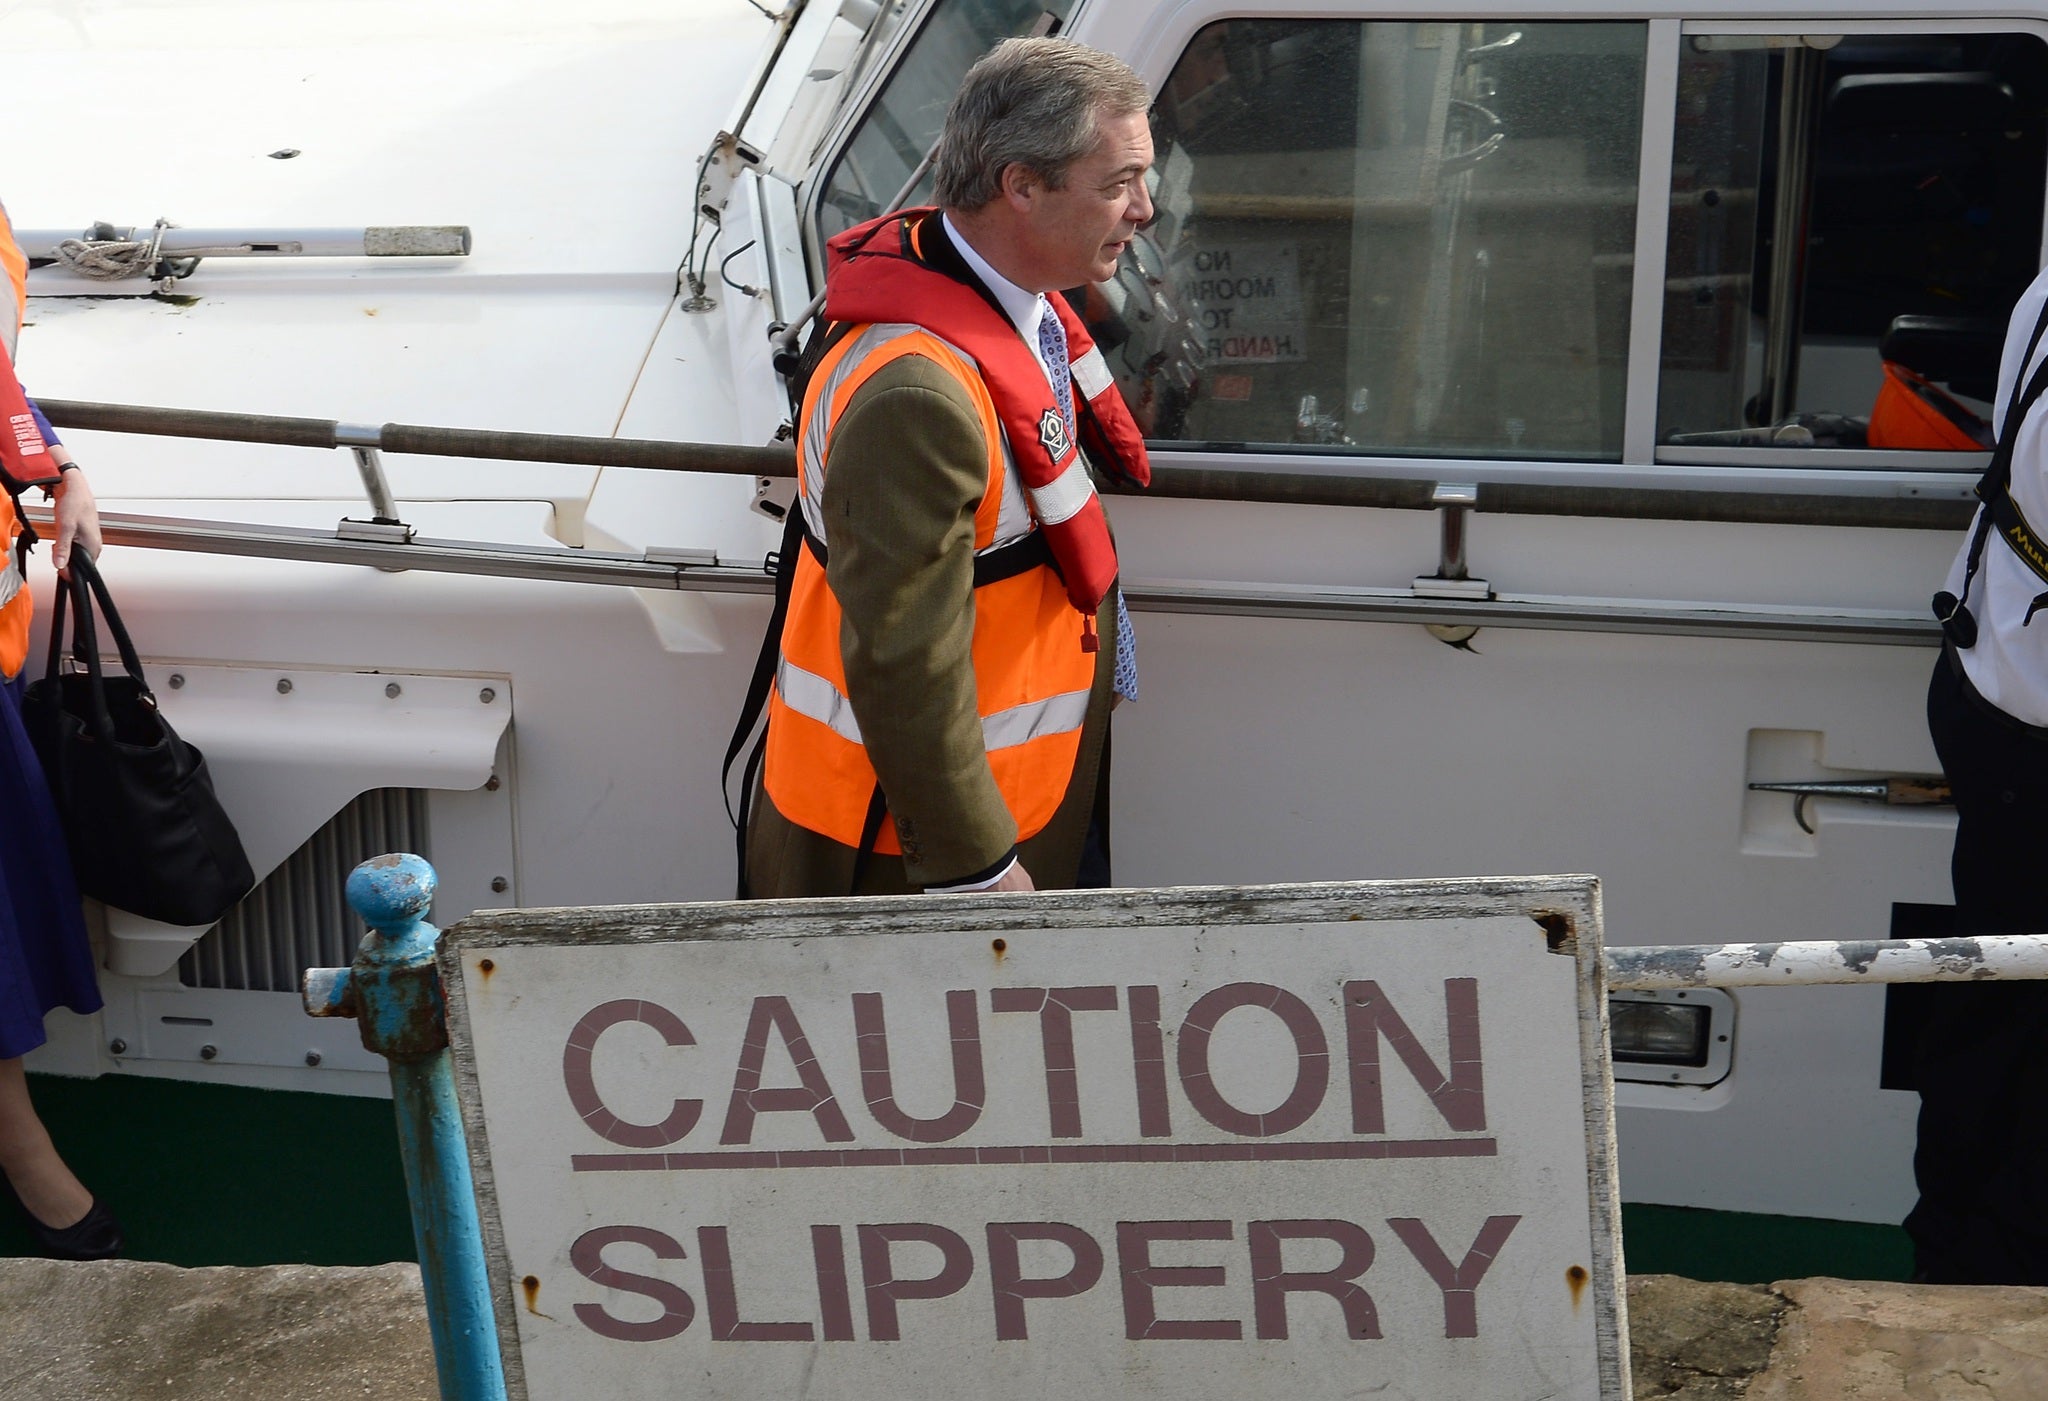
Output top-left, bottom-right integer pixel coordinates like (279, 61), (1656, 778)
(760, 210), (1150, 854)
(0, 203), (42, 679)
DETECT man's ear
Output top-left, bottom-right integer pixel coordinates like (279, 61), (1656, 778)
(998, 161), (1039, 211)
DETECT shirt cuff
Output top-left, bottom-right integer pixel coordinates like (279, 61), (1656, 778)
(924, 851), (1018, 893)
(28, 397), (60, 449)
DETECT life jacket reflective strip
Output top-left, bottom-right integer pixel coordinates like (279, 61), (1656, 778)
(762, 321), (1097, 854)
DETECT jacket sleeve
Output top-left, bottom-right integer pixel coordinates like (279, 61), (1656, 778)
(822, 357), (1015, 885)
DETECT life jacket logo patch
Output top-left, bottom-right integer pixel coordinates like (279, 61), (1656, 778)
(1038, 407), (1071, 463)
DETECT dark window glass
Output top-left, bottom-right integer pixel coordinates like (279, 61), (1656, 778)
(1102, 19), (1646, 460)
(1658, 33), (2046, 451)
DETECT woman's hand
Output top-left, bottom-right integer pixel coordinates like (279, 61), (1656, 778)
(50, 467), (100, 576)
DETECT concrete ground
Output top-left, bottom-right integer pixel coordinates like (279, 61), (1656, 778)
(2, 1260), (2046, 1398)
(1629, 1273), (2048, 1399)
(0, 1260), (436, 1401)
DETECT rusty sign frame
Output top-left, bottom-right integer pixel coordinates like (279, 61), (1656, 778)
(440, 874), (1624, 1401)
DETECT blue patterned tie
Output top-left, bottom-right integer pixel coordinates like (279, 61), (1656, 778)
(1038, 308), (1076, 432)
(1037, 304), (1138, 701)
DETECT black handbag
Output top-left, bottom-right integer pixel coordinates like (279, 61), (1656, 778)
(21, 555), (255, 925)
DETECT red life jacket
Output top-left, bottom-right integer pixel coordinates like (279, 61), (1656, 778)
(824, 209), (1150, 619)
(0, 339), (59, 493)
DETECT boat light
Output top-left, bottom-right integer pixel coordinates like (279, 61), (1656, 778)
(1609, 988), (1736, 1087)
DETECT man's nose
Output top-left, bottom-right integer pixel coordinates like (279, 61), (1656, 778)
(1129, 175), (1155, 227)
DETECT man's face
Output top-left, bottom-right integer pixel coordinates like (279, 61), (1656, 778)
(1006, 106), (1155, 290)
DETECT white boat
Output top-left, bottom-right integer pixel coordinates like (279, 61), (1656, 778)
(3, 0), (2024, 1274)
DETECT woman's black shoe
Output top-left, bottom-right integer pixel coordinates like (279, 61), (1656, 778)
(4, 1181), (123, 1261)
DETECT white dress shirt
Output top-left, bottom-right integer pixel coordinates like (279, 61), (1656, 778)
(943, 212), (1059, 387)
(1944, 262), (2048, 726)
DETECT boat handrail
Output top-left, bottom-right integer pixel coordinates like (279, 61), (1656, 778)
(39, 398), (1978, 533)
(14, 502), (1942, 650)
(20, 225), (471, 261)
(36, 399), (793, 478)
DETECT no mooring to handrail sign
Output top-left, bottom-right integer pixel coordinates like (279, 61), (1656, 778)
(442, 877), (1624, 1400)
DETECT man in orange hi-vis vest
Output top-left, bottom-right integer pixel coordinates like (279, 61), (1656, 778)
(740, 38), (1154, 898)
(0, 199), (120, 1260)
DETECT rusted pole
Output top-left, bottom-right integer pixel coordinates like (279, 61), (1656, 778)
(303, 855), (506, 1401)
(1608, 933), (2048, 990)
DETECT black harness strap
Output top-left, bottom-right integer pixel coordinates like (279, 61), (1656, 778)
(722, 503), (806, 899)
(848, 784), (888, 893)
(7, 495), (35, 579)
(800, 518), (1055, 589)
(1987, 488), (2048, 590)
(723, 319), (862, 898)
(973, 529), (1057, 587)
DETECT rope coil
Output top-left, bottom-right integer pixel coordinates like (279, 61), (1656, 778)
(51, 219), (175, 280)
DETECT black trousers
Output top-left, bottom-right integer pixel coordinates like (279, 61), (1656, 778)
(1908, 650), (2048, 1284)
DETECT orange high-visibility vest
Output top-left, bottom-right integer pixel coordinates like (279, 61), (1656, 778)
(0, 203), (39, 679)
(761, 322), (1099, 855)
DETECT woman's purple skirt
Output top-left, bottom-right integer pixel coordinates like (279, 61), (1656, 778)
(0, 675), (101, 1059)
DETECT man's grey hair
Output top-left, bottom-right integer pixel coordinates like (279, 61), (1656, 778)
(933, 37), (1150, 211)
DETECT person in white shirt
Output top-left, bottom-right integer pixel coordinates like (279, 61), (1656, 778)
(1916, 262), (2048, 1283)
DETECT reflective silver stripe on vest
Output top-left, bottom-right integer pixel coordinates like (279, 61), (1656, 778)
(0, 554), (25, 614)
(802, 324), (935, 545)
(776, 657), (864, 745)
(986, 432), (1034, 547)
(778, 658), (1088, 756)
(1, 197), (18, 362)
(804, 322), (1035, 552)
(981, 684), (1092, 751)
(1071, 345), (1113, 400)
(1026, 455), (1095, 526)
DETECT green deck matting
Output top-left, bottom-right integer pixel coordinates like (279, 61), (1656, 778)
(0, 1073), (412, 1267)
(0, 1074), (1919, 1280)
(1621, 1202), (1914, 1284)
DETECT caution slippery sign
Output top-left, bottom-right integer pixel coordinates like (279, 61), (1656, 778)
(442, 876), (1625, 1400)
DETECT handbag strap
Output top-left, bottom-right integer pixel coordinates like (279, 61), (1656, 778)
(40, 556), (152, 742)
(69, 555), (152, 692)
(39, 558), (68, 685)
(42, 560), (117, 740)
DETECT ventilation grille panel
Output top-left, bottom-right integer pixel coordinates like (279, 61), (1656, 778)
(179, 788), (430, 993)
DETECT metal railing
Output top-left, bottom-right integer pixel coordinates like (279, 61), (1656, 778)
(41, 397), (1976, 529)
(37, 397), (1955, 645)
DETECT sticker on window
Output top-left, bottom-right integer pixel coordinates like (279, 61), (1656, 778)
(1179, 243), (1307, 365)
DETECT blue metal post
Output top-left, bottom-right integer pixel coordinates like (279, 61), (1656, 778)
(305, 853), (507, 1401)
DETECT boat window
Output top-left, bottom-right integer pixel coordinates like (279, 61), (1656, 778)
(815, 0), (1078, 241)
(1658, 32), (2046, 455)
(1102, 19), (1647, 460)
